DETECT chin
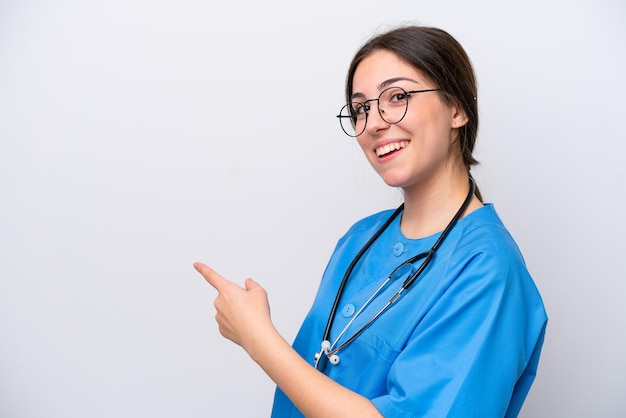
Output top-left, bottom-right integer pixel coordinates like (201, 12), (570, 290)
(379, 174), (410, 189)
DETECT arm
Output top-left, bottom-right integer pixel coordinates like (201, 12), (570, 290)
(194, 262), (383, 418)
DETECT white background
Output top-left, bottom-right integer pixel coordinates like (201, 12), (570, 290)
(1, 0), (625, 416)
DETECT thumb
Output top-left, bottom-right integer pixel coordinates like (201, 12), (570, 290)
(244, 278), (261, 291)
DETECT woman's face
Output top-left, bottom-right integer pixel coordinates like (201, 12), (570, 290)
(351, 50), (467, 193)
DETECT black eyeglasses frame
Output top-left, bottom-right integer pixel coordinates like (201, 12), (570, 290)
(336, 87), (441, 137)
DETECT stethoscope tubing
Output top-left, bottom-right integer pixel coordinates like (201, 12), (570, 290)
(319, 178), (476, 362)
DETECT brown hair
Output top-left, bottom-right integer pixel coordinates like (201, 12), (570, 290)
(345, 25), (482, 200)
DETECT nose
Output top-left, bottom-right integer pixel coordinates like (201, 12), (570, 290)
(364, 101), (390, 135)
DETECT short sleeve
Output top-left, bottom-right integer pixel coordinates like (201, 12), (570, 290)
(371, 246), (547, 417)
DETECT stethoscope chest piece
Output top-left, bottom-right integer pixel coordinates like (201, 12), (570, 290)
(314, 340), (342, 370)
(314, 340), (331, 370)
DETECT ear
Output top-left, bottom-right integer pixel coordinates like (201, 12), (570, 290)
(450, 103), (469, 129)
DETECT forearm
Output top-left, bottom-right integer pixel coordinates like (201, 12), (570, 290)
(246, 326), (383, 418)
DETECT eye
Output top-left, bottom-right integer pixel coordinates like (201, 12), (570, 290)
(351, 102), (369, 117)
(380, 86), (410, 106)
(389, 91), (408, 103)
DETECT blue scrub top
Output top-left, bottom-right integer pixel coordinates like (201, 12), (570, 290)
(271, 204), (547, 418)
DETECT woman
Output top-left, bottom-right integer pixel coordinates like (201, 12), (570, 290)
(194, 25), (547, 417)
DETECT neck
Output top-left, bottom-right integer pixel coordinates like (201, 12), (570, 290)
(399, 172), (482, 239)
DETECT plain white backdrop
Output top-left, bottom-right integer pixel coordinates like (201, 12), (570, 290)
(1, 0), (625, 416)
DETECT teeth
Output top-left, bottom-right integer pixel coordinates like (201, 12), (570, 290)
(376, 141), (409, 157)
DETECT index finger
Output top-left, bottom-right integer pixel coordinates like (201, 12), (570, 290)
(193, 262), (232, 291)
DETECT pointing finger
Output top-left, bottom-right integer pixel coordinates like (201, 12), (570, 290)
(193, 262), (231, 291)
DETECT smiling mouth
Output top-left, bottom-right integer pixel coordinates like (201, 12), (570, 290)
(375, 141), (410, 158)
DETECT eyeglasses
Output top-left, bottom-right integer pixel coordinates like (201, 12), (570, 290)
(337, 87), (440, 137)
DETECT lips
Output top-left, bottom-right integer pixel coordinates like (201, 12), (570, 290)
(375, 140), (410, 158)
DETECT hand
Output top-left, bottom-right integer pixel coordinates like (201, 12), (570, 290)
(194, 262), (273, 350)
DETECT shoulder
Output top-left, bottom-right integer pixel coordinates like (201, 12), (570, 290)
(441, 204), (544, 305)
(453, 203), (526, 261)
(324, 207), (401, 265)
(338, 208), (400, 243)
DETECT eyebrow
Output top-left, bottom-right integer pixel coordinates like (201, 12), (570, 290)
(351, 77), (421, 101)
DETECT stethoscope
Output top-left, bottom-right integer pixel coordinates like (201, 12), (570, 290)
(314, 178), (476, 371)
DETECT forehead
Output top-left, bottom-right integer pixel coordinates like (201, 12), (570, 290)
(352, 50), (428, 93)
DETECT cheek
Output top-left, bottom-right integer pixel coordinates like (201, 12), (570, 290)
(405, 109), (452, 141)
(355, 136), (381, 166)
(356, 136), (370, 154)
